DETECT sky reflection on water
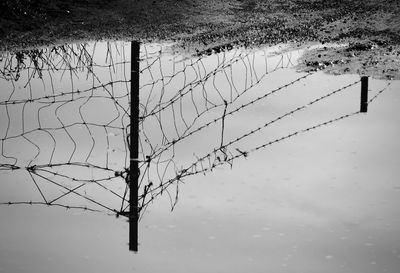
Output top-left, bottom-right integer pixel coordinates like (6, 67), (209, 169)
(0, 41), (399, 273)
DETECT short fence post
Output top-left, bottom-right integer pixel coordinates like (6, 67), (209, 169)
(129, 41), (140, 252)
(360, 76), (368, 113)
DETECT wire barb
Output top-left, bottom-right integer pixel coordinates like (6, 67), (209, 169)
(0, 41), (391, 218)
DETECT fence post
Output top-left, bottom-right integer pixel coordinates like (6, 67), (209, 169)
(360, 76), (368, 113)
(129, 41), (140, 252)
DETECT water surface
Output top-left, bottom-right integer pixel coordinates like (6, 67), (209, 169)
(0, 41), (399, 273)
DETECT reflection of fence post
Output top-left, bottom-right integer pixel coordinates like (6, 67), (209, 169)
(130, 41), (140, 252)
(360, 76), (368, 113)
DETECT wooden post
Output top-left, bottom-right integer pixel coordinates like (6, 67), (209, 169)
(360, 76), (368, 113)
(129, 41), (140, 252)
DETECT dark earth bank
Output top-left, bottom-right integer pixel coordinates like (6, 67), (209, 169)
(1, 0), (399, 79)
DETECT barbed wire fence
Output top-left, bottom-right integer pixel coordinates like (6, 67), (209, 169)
(0, 41), (392, 250)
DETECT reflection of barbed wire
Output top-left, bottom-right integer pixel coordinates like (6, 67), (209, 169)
(368, 81), (392, 105)
(1, 42), (131, 216)
(0, 41), (392, 219)
(135, 78), (393, 213)
(138, 110), (362, 211)
(147, 72), (313, 165)
(136, 80), (362, 211)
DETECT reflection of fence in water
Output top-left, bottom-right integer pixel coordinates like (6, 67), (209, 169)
(0, 42), (392, 231)
(0, 42), (298, 214)
(0, 43), (131, 213)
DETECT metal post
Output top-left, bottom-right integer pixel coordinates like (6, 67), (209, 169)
(129, 41), (140, 252)
(360, 76), (368, 113)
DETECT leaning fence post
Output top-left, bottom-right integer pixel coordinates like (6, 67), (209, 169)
(360, 76), (368, 113)
(129, 41), (140, 252)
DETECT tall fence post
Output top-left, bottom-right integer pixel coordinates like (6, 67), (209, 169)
(129, 41), (140, 252)
(360, 76), (368, 113)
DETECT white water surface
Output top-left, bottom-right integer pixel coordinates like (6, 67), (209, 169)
(0, 41), (399, 273)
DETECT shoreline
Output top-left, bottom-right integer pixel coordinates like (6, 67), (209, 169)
(1, 0), (399, 79)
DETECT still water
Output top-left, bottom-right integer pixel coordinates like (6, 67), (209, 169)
(0, 41), (399, 273)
